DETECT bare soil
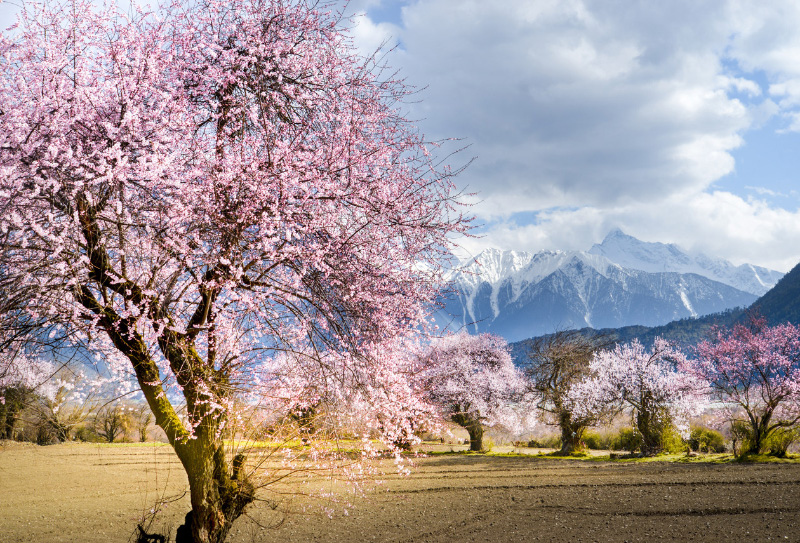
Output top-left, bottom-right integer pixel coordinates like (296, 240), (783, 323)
(2, 441), (800, 542)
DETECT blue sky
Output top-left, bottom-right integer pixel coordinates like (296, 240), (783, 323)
(3, 0), (800, 271)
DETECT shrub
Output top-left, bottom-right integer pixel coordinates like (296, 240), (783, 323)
(660, 425), (686, 454)
(689, 426), (726, 453)
(766, 427), (799, 457)
(74, 425), (103, 443)
(582, 430), (604, 450)
(609, 427), (642, 452)
(34, 423), (56, 446)
(582, 430), (620, 450)
(527, 435), (561, 449)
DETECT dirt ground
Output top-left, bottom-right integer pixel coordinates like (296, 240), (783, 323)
(2, 441), (800, 542)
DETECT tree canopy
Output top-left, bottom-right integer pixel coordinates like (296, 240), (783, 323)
(0, 0), (468, 540)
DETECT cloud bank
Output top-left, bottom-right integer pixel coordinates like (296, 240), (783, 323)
(351, 0), (800, 271)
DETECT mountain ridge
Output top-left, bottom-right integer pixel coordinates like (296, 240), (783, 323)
(588, 229), (782, 296)
(440, 231), (783, 342)
(508, 258), (800, 360)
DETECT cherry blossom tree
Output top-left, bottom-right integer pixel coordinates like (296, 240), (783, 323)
(692, 317), (800, 455)
(419, 332), (527, 452)
(572, 339), (707, 455)
(522, 331), (614, 454)
(0, 0), (468, 540)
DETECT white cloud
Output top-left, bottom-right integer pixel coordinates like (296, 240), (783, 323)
(456, 191), (800, 272)
(348, 9), (402, 57)
(350, 0), (800, 271)
(6, 0), (798, 271)
(388, 1), (755, 215)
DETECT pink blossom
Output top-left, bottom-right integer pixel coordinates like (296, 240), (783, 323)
(689, 317), (800, 454)
(418, 332), (529, 450)
(572, 338), (708, 454)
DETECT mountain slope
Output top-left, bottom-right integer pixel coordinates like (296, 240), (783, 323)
(509, 260), (800, 356)
(441, 248), (759, 341)
(751, 261), (800, 325)
(442, 231), (785, 343)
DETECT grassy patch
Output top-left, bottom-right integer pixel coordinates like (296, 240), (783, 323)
(734, 452), (800, 463)
(416, 447), (800, 465)
(85, 441), (172, 448)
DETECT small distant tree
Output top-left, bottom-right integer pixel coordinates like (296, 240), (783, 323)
(0, 349), (56, 440)
(94, 404), (130, 443)
(573, 338), (707, 456)
(692, 317), (800, 455)
(35, 378), (97, 442)
(420, 332), (526, 452)
(133, 404), (154, 443)
(522, 331), (614, 454)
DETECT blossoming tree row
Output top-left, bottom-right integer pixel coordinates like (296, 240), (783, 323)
(518, 317), (800, 456)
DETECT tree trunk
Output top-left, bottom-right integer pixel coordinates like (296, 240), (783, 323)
(557, 411), (586, 455)
(747, 417), (770, 455)
(745, 432), (763, 455)
(466, 420), (484, 452)
(174, 436), (255, 543)
(636, 410), (662, 456)
(87, 313), (255, 543)
(451, 412), (484, 452)
(558, 423), (584, 455)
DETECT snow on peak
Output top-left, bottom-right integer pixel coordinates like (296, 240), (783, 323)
(588, 230), (782, 296)
(447, 230), (782, 323)
(439, 231), (780, 341)
(455, 248), (616, 289)
(589, 230), (689, 273)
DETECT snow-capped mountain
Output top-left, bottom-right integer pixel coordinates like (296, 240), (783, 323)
(439, 231), (783, 342)
(588, 229), (783, 296)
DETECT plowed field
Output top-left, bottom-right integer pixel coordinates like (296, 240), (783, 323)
(2, 442), (799, 542)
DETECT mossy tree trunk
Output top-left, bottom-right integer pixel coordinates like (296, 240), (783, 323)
(80, 303), (255, 542)
(74, 204), (255, 542)
(635, 409), (663, 456)
(744, 409), (776, 455)
(174, 436), (254, 543)
(633, 391), (671, 457)
(451, 409), (484, 452)
(557, 411), (587, 454)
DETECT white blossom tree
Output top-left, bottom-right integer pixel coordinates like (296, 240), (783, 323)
(571, 339), (707, 455)
(419, 332), (528, 452)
